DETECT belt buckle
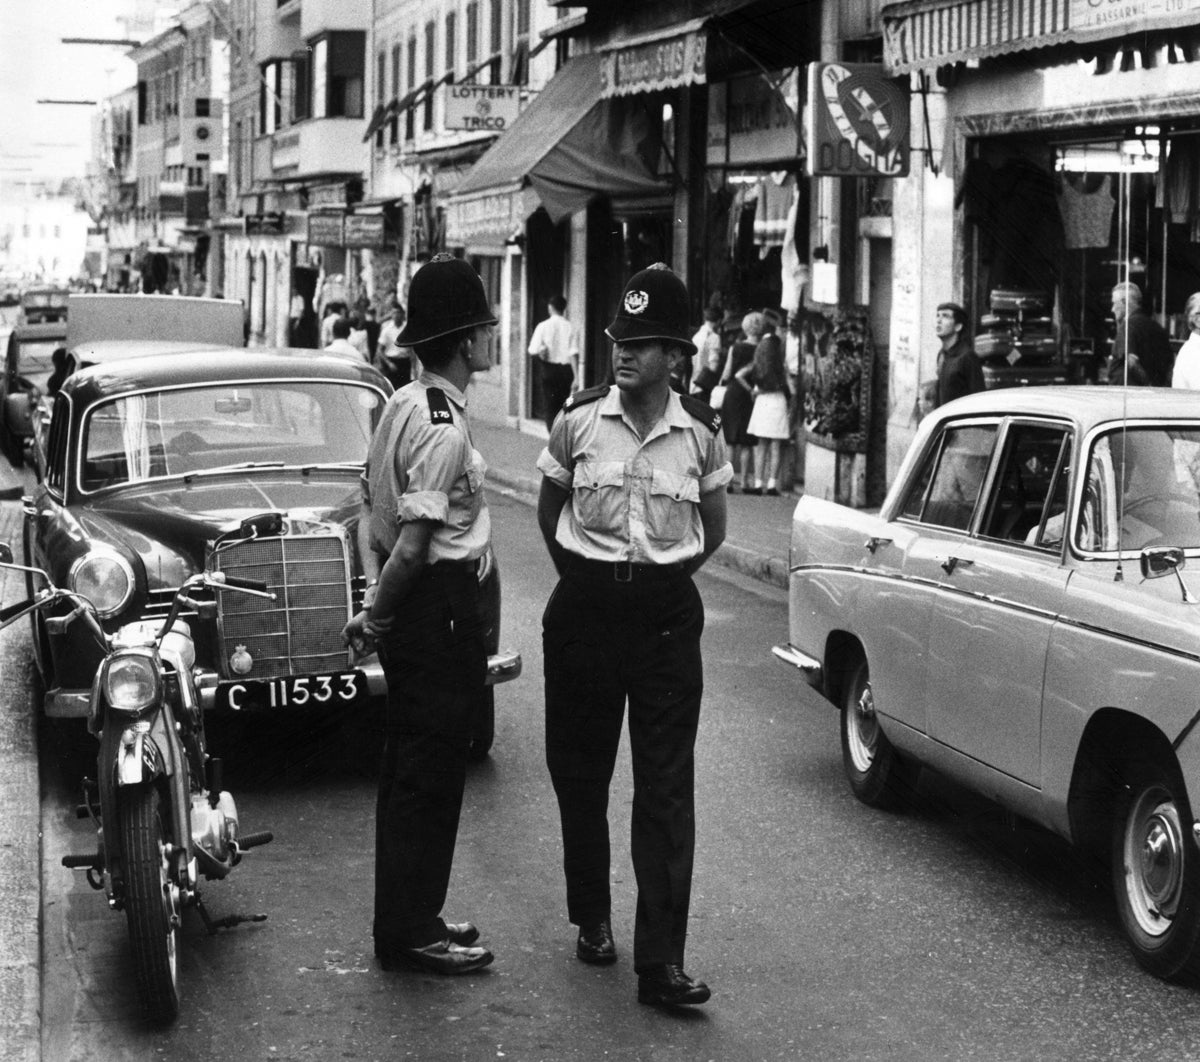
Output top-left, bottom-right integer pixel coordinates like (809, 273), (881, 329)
(613, 560), (633, 583)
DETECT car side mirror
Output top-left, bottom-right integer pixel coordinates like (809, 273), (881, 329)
(4, 391), (32, 436)
(1141, 546), (1198, 604)
(1141, 546), (1185, 579)
(0, 543), (12, 565)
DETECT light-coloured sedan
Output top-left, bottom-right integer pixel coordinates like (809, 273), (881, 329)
(775, 387), (1200, 981)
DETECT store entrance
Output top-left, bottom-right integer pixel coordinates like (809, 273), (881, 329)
(964, 131), (1200, 387)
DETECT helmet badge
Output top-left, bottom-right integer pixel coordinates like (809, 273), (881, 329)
(623, 290), (649, 315)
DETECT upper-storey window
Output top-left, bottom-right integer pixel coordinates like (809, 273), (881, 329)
(310, 31), (365, 119)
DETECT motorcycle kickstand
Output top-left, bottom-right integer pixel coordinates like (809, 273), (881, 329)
(194, 896), (268, 936)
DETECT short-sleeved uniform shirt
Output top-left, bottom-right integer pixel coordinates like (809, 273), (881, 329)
(537, 386), (732, 566)
(363, 369), (490, 563)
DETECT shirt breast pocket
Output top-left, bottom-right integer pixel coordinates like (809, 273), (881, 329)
(572, 461), (626, 534)
(646, 470), (700, 542)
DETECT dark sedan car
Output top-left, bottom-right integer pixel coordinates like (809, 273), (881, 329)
(0, 320), (67, 465)
(25, 346), (517, 757)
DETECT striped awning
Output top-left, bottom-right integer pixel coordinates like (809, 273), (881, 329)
(882, 0), (1200, 74)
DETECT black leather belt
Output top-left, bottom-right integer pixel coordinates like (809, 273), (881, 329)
(567, 557), (685, 583)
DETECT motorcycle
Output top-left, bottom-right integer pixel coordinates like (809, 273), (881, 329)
(0, 544), (274, 1023)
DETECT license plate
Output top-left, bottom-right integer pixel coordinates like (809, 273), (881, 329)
(215, 671), (367, 711)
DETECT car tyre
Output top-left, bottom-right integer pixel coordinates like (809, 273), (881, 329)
(1112, 759), (1200, 980)
(840, 657), (915, 810)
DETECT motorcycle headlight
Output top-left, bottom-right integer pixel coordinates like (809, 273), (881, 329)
(103, 652), (160, 713)
(70, 548), (135, 617)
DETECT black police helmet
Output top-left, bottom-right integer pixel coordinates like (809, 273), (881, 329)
(605, 263), (697, 355)
(396, 253), (498, 347)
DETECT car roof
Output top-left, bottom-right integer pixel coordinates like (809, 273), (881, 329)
(60, 346), (390, 405)
(10, 322), (67, 342)
(935, 385), (1200, 430)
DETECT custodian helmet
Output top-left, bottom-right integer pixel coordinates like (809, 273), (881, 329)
(396, 253), (498, 347)
(605, 263), (697, 355)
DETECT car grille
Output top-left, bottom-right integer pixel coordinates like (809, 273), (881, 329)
(212, 533), (352, 680)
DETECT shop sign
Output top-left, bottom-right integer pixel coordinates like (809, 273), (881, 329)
(707, 71), (801, 167)
(1069, 0), (1200, 33)
(446, 190), (525, 246)
(805, 63), (909, 179)
(244, 212), (286, 235)
(600, 29), (706, 98)
(444, 84), (522, 133)
(307, 213), (345, 246)
(343, 214), (387, 249)
(308, 182), (352, 210)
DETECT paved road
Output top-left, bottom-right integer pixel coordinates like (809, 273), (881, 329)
(18, 485), (1200, 1060)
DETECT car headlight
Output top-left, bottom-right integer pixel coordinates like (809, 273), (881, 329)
(103, 651), (160, 713)
(70, 548), (135, 617)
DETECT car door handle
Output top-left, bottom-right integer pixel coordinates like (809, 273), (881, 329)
(941, 556), (974, 575)
(864, 536), (893, 554)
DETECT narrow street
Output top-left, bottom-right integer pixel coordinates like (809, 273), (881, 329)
(14, 486), (1200, 1061)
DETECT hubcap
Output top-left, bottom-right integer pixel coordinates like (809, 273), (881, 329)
(847, 679), (879, 774)
(1124, 788), (1185, 937)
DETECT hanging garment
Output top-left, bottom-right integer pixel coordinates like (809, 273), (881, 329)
(1060, 174), (1115, 250)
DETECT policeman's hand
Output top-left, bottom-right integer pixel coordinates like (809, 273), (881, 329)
(342, 609), (375, 659)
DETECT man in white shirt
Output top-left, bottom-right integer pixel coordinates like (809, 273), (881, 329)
(1172, 292), (1200, 390)
(529, 295), (578, 430)
(325, 316), (362, 358)
(375, 304), (413, 388)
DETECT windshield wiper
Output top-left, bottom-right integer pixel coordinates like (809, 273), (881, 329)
(300, 462), (361, 473)
(182, 461), (285, 484)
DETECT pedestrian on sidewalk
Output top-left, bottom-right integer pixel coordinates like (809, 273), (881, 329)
(689, 303), (723, 403)
(717, 311), (763, 491)
(529, 294), (579, 430)
(536, 262), (731, 1009)
(735, 332), (790, 495)
(342, 253), (497, 976)
(375, 303), (414, 389)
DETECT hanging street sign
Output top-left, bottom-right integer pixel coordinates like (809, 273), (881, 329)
(805, 63), (910, 178)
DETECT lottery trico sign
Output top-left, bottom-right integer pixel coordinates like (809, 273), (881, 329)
(805, 63), (910, 178)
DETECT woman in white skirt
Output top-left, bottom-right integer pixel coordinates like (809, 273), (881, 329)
(735, 333), (790, 495)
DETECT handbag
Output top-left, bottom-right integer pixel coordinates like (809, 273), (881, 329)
(708, 384), (728, 409)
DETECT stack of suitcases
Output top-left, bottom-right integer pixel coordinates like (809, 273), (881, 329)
(975, 288), (1067, 389)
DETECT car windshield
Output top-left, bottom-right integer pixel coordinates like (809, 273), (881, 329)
(80, 380), (385, 491)
(1075, 427), (1200, 553)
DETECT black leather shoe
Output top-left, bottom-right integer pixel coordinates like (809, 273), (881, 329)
(637, 964), (710, 1006)
(376, 939), (494, 975)
(576, 918), (617, 964)
(444, 922), (480, 946)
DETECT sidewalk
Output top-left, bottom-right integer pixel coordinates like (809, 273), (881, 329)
(472, 412), (797, 589)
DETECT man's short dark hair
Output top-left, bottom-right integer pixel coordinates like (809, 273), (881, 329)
(937, 302), (968, 327)
(331, 315), (351, 339)
(549, 294), (567, 314)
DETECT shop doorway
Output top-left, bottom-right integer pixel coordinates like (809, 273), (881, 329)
(526, 208), (569, 425)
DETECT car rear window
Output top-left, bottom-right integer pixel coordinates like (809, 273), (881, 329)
(899, 424), (997, 531)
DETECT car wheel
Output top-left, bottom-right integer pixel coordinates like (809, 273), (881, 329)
(840, 658), (914, 809)
(467, 688), (495, 762)
(1112, 760), (1200, 980)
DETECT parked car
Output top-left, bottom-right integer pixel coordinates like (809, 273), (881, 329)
(24, 310), (518, 759)
(17, 285), (69, 325)
(0, 320), (67, 465)
(0, 271), (22, 305)
(774, 386), (1200, 981)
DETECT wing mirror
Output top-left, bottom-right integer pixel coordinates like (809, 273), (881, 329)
(0, 543), (12, 565)
(1141, 546), (1198, 603)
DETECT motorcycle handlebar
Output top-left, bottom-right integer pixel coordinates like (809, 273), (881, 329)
(212, 573), (271, 594)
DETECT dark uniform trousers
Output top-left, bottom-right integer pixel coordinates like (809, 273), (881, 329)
(373, 561), (485, 949)
(543, 564), (704, 972)
(540, 362), (574, 431)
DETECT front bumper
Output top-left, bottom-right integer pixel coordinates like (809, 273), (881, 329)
(43, 649), (522, 718)
(771, 642), (823, 688)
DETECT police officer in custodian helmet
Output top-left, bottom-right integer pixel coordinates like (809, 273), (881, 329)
(343, 253), (497, 975)
(536, 263), (732, 1007)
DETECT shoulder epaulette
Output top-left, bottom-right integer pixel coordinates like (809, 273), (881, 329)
(679, 393), (722, 434)
(562, 384), (610, 413)
(426, 387), (454, 425)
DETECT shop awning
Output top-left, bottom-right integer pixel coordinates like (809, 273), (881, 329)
(451, 51), (668, 232)
(599, 17), (708, 98)
(881, 0), (1200, 74)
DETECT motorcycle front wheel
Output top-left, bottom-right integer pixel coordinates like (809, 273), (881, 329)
(119, 785), (181, 1022)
